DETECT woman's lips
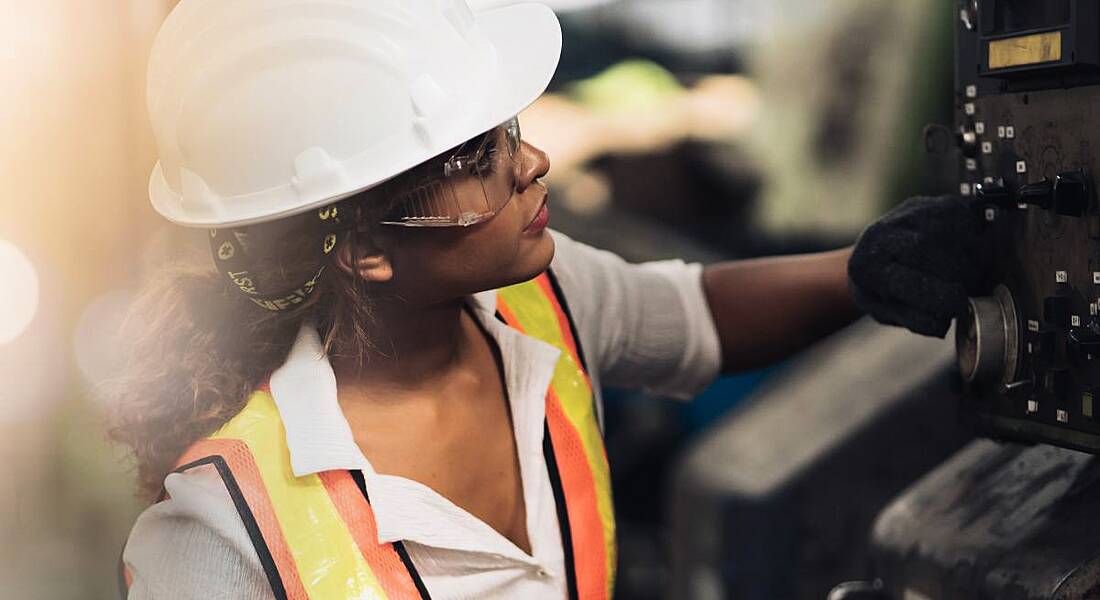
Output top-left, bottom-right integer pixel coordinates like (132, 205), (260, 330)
(525, 197), (550, 233)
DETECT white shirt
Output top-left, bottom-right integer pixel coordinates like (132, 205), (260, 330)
(123, 230), (722, 600)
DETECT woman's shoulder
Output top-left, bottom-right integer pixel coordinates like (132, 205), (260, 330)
(127, 465), (251, 554)
(122, 466), (272, 599)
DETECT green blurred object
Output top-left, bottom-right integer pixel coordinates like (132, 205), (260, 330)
(746, 0), (954, 238)
(569, 59), (685, 114)
(1, 389), (144, 599)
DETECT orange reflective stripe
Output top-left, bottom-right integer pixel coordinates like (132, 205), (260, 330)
(318, 471), (423, 599)
(546, 389), (610, 600)
(496, 299), (521, 337)
(177, 438), (310, 600)
(212, 392), (396, 599)
(497, 271), (617, 599)
(533, 274), (591, 387)
(178, 391), (422, 599)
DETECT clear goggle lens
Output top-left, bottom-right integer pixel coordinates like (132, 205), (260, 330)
(380, 117), (521, 227)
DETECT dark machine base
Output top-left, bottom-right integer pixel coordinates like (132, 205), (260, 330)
(868, 439), (1100, 600)
(668, 320), (972, 600)
(964, 412), (1100, 455)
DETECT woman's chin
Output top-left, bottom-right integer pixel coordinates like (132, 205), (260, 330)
(521, 228), (555, 277)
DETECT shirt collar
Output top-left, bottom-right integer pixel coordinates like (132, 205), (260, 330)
(470, 287), (498, 315)
(267, 288), (564, 553)
(268, 320), (369, 477)
(270, 291), (500, 478)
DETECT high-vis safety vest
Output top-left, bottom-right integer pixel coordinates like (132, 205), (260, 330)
(120, 271), (617, 600)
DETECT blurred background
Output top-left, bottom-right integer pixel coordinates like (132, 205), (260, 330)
(0, 1), (961, 598)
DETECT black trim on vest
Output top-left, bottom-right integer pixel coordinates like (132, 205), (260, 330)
(350, 470), (433, 600)
(543, 422), (581, 600)
(175, 456), (289, 600)
(544, 268), (590, 374)
(496, 301), (583, 600)
(498, 271), (599, 600)
(392, 538), (432, 600)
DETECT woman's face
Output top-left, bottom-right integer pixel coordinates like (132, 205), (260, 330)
(363, 135), (555, 308)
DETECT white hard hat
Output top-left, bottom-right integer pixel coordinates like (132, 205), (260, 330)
(146, 0), (562, 228)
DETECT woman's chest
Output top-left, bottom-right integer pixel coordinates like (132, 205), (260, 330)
(349, 369), (533, 552)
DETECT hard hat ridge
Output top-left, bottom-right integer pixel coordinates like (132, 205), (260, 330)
(147, 0), (561, 228)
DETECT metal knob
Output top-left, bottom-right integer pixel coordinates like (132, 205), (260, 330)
(956, 284), (1020, 386)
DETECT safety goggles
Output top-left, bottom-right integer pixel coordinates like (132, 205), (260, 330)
(379, 117), (522, 227)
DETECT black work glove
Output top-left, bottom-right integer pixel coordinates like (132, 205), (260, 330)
(848, 195), (994, 338)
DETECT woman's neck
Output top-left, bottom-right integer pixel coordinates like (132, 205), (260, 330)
(328, 296), (477, 393)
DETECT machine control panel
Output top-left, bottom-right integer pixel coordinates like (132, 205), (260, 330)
(953, 0), (1100, 452)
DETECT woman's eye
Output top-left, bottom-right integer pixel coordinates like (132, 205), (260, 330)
(473, 133), (502, 171)
(478, 147), (499, 172)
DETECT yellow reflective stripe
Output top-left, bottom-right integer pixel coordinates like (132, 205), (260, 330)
(213, 391), (388, 600)
(497, 278), (617, 594)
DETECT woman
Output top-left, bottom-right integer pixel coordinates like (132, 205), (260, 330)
(114, 1), (982, 598)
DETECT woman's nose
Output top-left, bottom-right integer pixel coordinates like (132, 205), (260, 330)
(514, 141), (550, 193)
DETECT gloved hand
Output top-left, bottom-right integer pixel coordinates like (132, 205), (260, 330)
(848, 195), (994, 338)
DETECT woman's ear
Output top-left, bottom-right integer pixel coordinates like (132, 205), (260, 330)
(334, 229), (394, 283)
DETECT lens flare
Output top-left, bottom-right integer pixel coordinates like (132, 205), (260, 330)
(73, 289), (135, 393)
(0, 241), (39, 345)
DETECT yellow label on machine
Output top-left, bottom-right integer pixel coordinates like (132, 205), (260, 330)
(988, 31), (1062, 69)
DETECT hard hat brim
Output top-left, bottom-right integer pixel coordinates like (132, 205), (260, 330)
(149, 2), (563, 228)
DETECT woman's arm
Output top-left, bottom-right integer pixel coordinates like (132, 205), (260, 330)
(703, 248), (861, 373)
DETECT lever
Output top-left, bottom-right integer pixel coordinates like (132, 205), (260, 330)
(1016, 179), (1055, 209)
(975, 171), (1093, 216)
(975, 181), (1013, 208)
(1002, 377), (1034, 396)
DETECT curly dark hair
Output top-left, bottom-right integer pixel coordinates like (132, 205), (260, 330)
(107, 192), (397, 500)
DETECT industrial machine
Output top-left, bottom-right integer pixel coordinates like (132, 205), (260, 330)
(675, 2), (1100, 598)
(954, 0), (1100, 454)
(840, 2), (1100, 598)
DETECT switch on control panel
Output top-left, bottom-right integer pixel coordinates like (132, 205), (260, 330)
(1018, 179), (1055, 210)
(974, 171), (1093, 216)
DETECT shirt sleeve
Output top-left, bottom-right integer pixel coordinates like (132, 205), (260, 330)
(123, 465), (274, 600)
(547, 229), (722, 400)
